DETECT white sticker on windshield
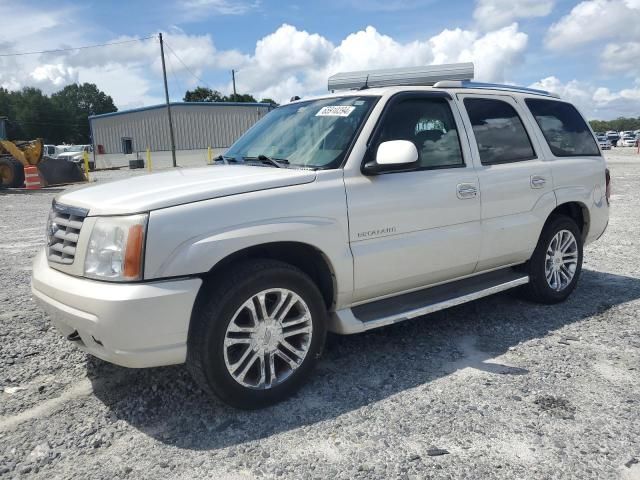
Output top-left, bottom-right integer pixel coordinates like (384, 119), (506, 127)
(316, 105), (356, 117)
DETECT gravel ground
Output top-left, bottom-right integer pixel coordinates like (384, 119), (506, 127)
(1, 149), (639, 479)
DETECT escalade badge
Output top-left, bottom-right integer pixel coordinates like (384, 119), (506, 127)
(357, 227), (396, 239)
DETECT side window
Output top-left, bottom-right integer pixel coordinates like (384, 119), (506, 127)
(464, 98), (536, 165)
(378, 97), (464, 169)
(525, 99), (600, 157)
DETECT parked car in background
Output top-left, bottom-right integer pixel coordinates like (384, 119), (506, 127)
(606, 131), (620, 146)
(43, 144), (56, 158)
(43, 145), (72, 159)
(56, 145), (95, 170)
(620, 134), (638, 147)
(596, 134), (612, 150)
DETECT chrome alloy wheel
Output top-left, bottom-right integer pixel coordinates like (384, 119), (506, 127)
(223, 288), (313, 389)
(545, 229), (579, 291)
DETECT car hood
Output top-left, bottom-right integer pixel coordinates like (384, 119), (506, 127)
(56, 165), (317, 216)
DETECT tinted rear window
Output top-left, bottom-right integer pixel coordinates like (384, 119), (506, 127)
(464, 98), (536, 165)
(525, 99), (600, 157)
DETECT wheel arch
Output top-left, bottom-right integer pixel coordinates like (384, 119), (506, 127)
(548, 201), (590, 242)
(201, 241), (337, 310)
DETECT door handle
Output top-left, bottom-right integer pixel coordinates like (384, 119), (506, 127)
(457, 183), (478, 199)
(531, 175), (547, 189)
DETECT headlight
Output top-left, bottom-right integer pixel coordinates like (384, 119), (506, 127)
(84, 214), (148, 281)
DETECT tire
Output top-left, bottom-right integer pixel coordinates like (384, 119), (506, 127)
(0, 156), (25, 188)
(187, 259), (328, 409)
(521, 215), (583, 304)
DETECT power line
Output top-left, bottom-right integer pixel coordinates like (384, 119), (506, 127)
(165, 51), (185, 101)
(163, 41), (212, 89)
(0, 36), (156, 57)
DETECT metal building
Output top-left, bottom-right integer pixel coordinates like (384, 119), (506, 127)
(89, 102), (272, 154)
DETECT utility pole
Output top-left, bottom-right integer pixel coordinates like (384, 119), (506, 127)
(231, 69), (237, 102)
(159, 32), (177, 167)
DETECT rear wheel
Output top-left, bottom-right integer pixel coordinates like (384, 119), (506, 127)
(0, 157), (25, 188)
(521, 215), (583, 304)
(187, 260), (327, 409)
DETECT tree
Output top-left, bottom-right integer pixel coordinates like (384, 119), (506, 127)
(184, 87), (224, 102)
(227, 93), (257, 103)
(0, 83), (116, 144)
(259, 98), (279, 106)
(183, 86), (258, 103)
(589, 117), (640, 132)
(10, 87), (67, 143)
(51, 83), (117, 144)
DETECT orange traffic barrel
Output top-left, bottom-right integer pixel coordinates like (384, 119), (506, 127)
(24, 166), (42, 190)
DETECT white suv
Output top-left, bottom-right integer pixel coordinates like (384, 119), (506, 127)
(32, 64), (610, 408)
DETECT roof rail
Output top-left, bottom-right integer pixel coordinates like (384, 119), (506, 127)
(433, 80), (560, 98)
(328, 63), (474, 91)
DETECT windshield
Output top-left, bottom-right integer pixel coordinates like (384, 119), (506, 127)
(225, 96), (378, 169)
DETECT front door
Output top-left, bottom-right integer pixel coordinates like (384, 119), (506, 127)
(456, 93), (555, 271)
(344, 93), (481, 303)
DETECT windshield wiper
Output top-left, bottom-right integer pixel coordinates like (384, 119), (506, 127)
(214, 155), (240, 164)
(243, 155), (289, 168)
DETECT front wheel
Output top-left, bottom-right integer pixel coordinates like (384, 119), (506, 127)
(521, 215), (583, 304)
(187, 260), (327, 409)
(0, 157), (25, 188)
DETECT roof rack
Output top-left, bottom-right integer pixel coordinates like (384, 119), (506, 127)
(433, 80), (560, 98)
(328, 63), (474, 91)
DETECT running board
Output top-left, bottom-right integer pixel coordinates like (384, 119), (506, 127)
(329, 268), (529, 334)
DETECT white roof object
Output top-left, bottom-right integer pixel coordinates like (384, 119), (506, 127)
(328, 63), (474, 91)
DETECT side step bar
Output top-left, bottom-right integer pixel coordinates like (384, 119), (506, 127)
(329, 268), (529, 334)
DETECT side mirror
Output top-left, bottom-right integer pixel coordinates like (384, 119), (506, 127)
(362, 140), (418, 175)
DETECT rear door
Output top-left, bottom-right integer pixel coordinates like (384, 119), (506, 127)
(456, 93), (555, 271)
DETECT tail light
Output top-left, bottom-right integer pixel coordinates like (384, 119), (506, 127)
(605, 168), (611, 205)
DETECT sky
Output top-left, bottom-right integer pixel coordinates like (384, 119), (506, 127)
(1, 0), (639, 119)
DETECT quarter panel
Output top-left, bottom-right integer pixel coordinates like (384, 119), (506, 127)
(551, 157), (609, 243)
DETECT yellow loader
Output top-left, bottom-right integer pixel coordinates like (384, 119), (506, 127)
(0, 118), (86, 188)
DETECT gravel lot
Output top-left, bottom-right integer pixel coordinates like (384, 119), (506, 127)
(1, 149), (639, 479)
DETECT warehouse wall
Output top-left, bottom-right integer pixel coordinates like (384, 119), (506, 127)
(90, 103), (270, 154)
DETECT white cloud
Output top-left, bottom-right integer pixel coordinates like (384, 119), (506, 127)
(530, 76), (640, 119)
(2, 2), (637, 120)
(78, 67), (164, 110)
(474, 0), (555, 30)
(179, 0), (259, 19)
(1, 25), (239, 105)
(181, 0), (257, 14)
(254, 24), (334, 73)
(230, 23), (528, 103)
(600, 42), (640, 75)
(545, 0), (640, 50)
(432, 23), (528, 81)
(29, 64), (78, 88)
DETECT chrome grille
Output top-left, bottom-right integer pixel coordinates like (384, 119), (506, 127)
(47, 202), (88, 265)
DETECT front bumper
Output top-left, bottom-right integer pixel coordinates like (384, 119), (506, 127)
(31, 249), (202, 368)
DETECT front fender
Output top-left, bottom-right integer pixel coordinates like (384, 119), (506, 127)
(152, 216), (344, 279)
(143, 176), (353, 306)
